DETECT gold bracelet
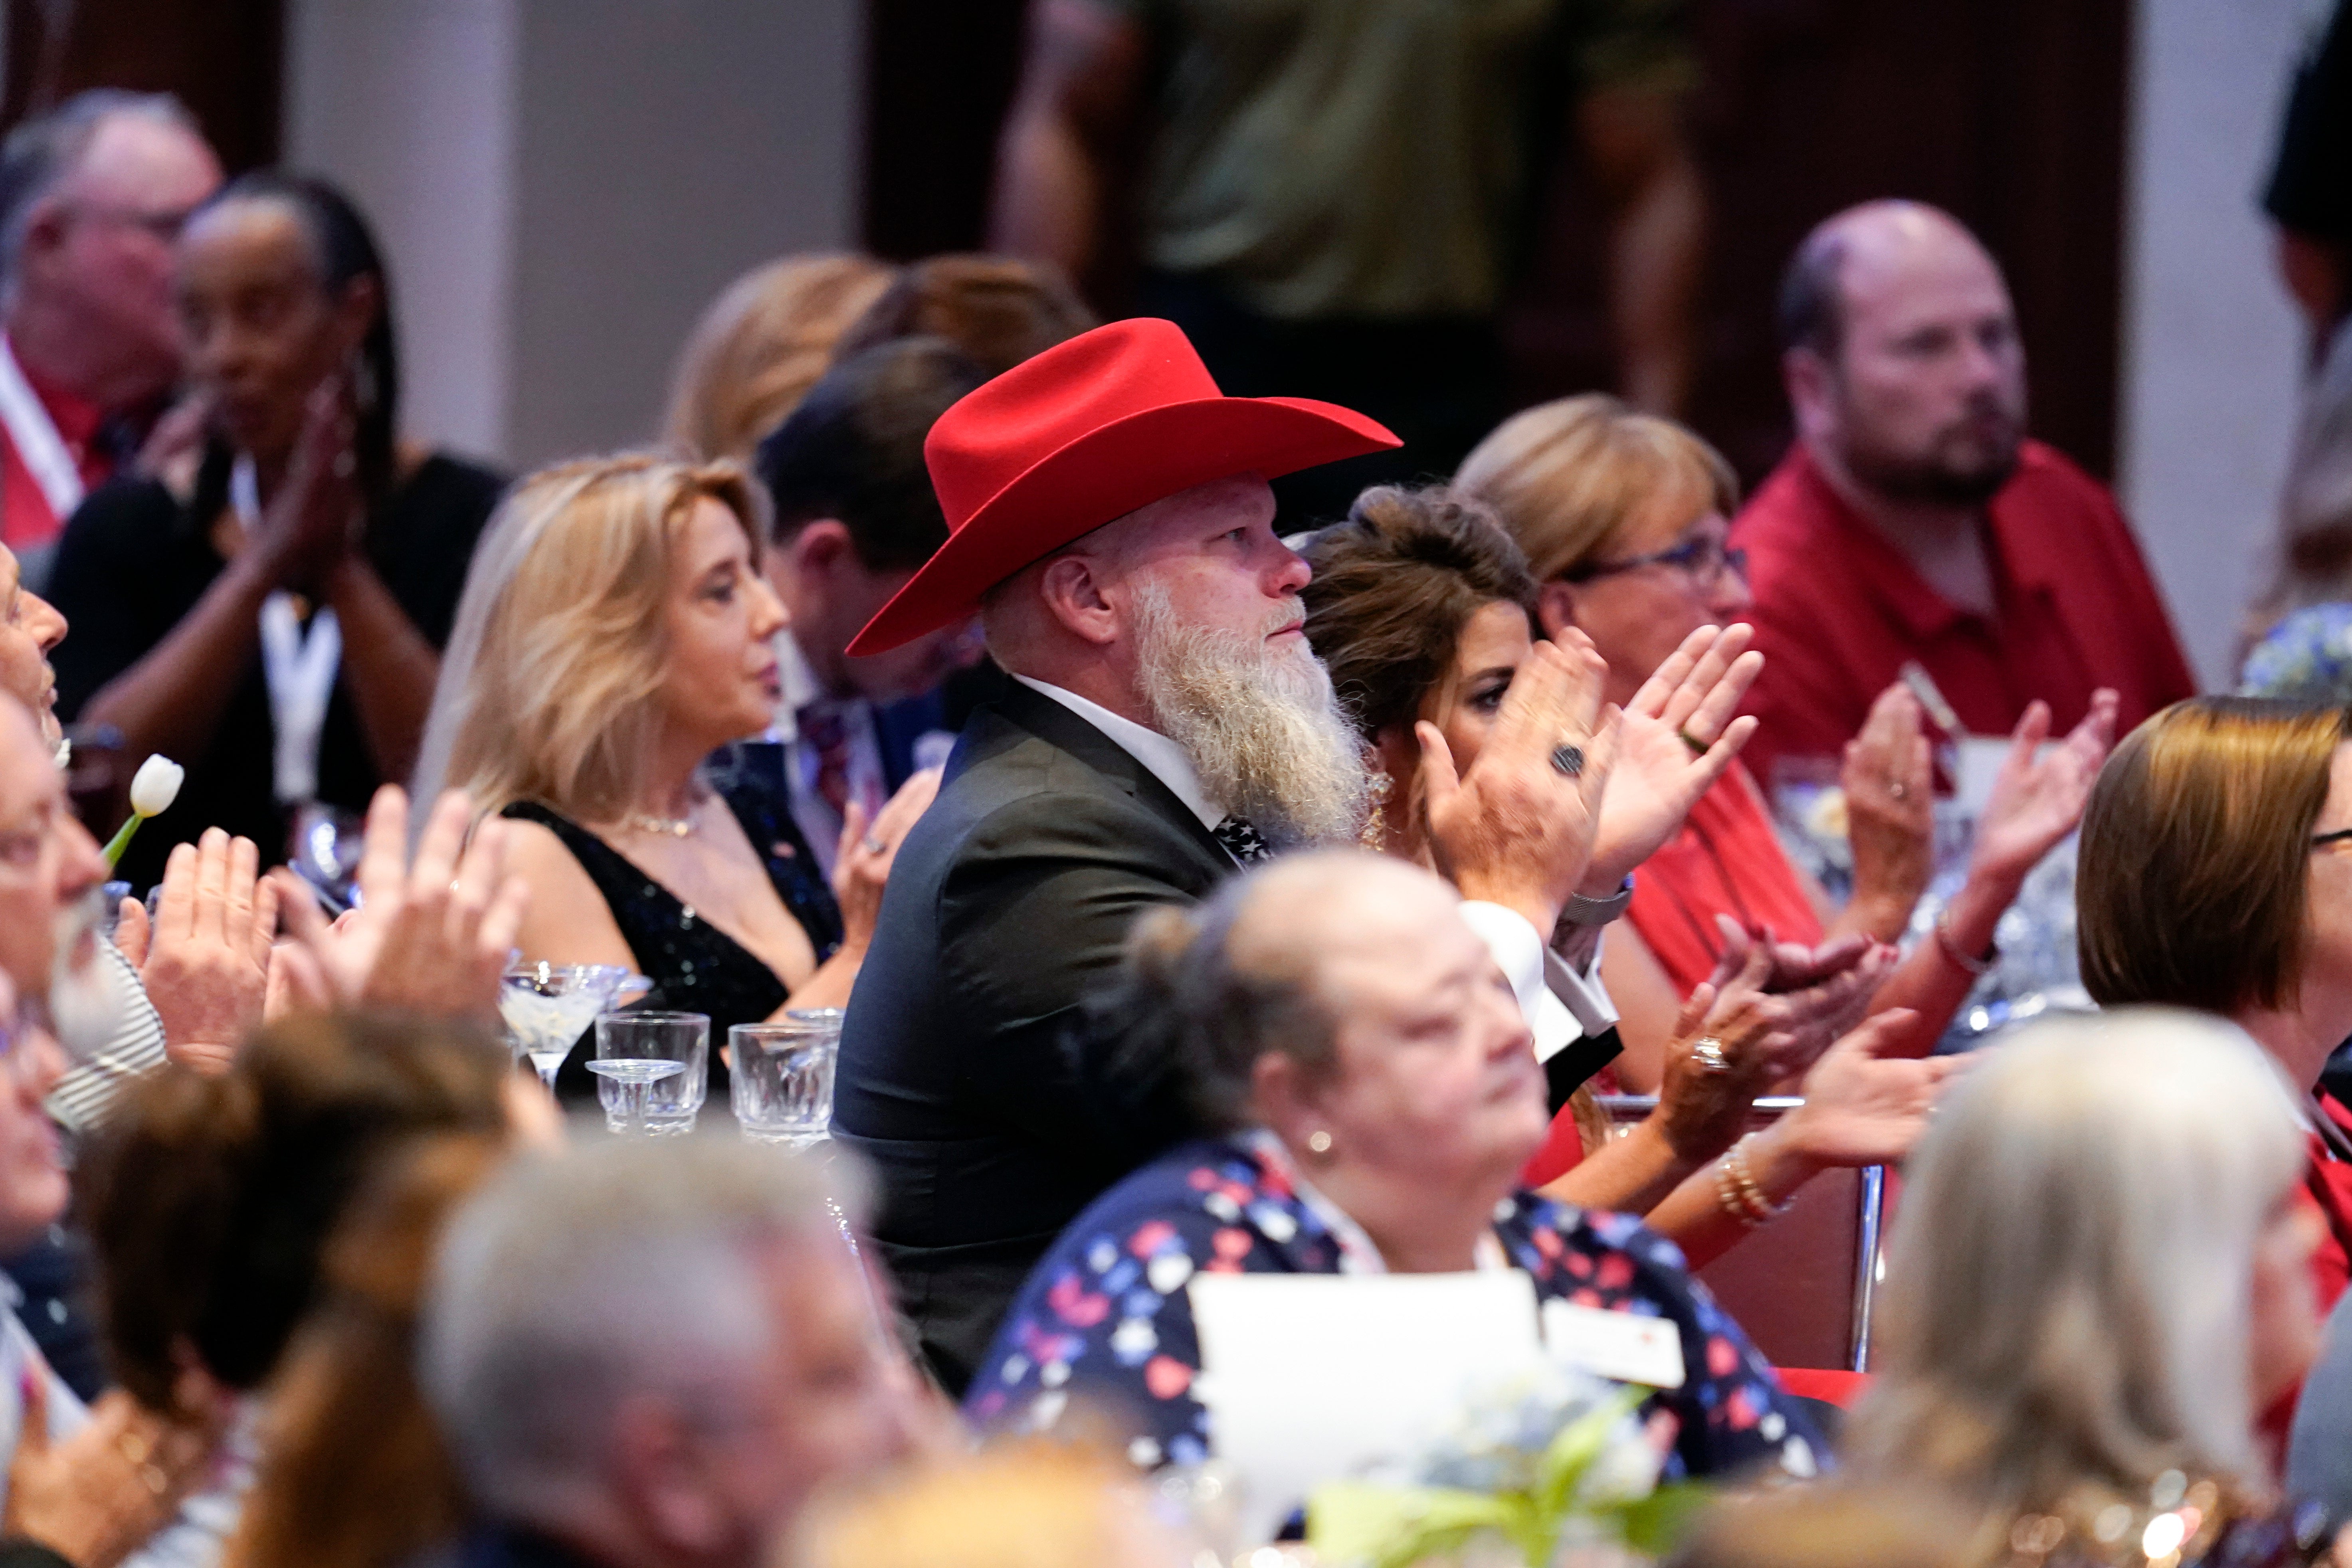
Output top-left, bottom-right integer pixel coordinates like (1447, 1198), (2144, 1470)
(1725, 1133), (1794, 1224)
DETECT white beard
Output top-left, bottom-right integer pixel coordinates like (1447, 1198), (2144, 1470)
(46, 885), (113, 1064)
(1132, 582), (1372, 850)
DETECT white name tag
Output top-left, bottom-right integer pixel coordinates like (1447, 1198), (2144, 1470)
(1541, 1300), (1687, 1389)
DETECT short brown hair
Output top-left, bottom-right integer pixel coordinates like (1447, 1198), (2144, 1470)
(2077, 697), (2351, 1016)
(1455, 394), (1738, 583)
(1299, 484), (1537, 741)
(663, 253), (900, 460)
(830, 253), (1095, 378)
(82, 1012), (511, 1410)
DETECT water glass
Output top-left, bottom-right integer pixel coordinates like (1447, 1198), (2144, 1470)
(729, 1009), (840, 1147)
(594, 1011), (708, 1136)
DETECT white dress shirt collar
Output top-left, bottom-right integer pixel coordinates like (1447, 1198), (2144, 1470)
(768, 630), (828, 742)
(1010, 674), (1225, 832)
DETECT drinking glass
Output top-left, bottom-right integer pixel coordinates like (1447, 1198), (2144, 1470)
(500, 964), (632, 1091)
(729, 1009), (840, 1147)
(595, 1011), (708, 1136)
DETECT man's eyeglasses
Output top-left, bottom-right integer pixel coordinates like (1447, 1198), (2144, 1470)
(64, 202), (197, 245)
(2314, 828), (2352, 853)
(1562, 533), (1748, 587)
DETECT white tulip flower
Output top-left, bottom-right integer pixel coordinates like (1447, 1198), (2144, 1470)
(129, 755), (184, 818)
(104, 754), (185, 869)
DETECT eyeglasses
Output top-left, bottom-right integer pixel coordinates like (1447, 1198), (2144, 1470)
(1563, 533), (1748, 588)
(63, 202), (197, 245)
(2315, 828), (2352, 853)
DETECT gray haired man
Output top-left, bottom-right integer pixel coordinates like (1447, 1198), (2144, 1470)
(422, 1138), (923, 1568)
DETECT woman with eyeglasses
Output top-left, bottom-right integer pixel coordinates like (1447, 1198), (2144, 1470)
(2078, 698), (2352, 1326)
(1457, 394), (2115, 1089)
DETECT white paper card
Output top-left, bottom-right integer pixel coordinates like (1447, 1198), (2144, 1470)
(1188, 1270), (1547, 1545)
(1540, 1300), (1686, 1388)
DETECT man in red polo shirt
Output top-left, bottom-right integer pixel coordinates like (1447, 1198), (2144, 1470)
(1728, 200), (2195, 788)
(0, 93), (220, 586)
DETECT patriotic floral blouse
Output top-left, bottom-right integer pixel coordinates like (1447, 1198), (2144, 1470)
(963, 1134), (1824, 1481)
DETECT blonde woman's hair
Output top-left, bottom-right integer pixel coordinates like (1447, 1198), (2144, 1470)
(663, 253), (899, 460)
(790, 1441), (1179, 1568)
(412, 454), (768, 824)
(1454, 393), (1739, 582)
(1842, 1009), (2306, 1519)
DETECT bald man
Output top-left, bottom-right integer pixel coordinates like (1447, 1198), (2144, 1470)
(1728, 200), (2194, 788)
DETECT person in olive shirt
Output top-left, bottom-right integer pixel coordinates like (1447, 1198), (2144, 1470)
(50, 172), (501, 890)
(991, 0), (1707, 522)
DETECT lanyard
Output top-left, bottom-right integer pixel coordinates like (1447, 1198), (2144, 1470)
(0, 337), (83, 525)
(231, 457), (341, 804)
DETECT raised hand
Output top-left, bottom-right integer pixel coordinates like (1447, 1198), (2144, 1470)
(1650, 942), (1788, 1164)
(1420, 632), (1621, 934)
(832, 768), (941, 953)
(1839, 681), (1934, 934)
(247, 376), (361, 596)
(1708, 914), (1895, 1082)
(1780, 1009), (1967, 1170)
(1969, 689), (2120, 886)
(4, 1376), (220, 1568)
(269, 784), (528, 1021)
(135, 828), (278, 1074)
(1586, 624), (1764, 891)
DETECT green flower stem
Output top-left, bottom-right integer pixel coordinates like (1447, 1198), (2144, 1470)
(101, 814), (144, 870)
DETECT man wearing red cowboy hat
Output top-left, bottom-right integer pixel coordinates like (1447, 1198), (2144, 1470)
(833, 317), (1639, 1392)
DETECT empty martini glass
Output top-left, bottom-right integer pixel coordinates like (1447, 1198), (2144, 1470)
(586, 1057), (687, 1135)
(500, 963), (635, 1091)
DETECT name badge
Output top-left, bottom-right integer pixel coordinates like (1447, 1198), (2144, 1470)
(1541, 1300), (1686, 1389)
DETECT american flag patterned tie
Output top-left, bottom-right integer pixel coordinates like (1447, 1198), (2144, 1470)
(1213, 815), (1275, 865)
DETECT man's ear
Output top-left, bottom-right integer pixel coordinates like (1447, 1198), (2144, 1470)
(790, 519), (856, 575)
(1036, 552), (1121, 647)
(609, 1397), (734, 1555)
(1783, 346), (1837, 444)
(1534, 580), (1578, 643)
(16, 198), (69, 273)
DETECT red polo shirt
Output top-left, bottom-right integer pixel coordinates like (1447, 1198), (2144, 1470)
(1726, 441), (2197, 789)
(0, 352), (109, 554)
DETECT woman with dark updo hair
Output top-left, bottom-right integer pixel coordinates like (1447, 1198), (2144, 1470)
(51, 170), (505, 889)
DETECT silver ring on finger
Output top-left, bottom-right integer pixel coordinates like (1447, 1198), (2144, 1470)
(861, 836), (886, 855)
(1887, 778), (1909, 801)
(1548, 743), (1585, 778)
(1689, 1035), (1731, 1074)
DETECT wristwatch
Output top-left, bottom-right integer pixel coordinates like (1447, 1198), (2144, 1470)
(1562, 875), (1634, 927)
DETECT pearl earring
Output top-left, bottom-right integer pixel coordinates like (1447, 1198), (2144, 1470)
(1306, 1130), (1333, 1156)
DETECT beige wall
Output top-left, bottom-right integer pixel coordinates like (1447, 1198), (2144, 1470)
(287, 0), (863, 473)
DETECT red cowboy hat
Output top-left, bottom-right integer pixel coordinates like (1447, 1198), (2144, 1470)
(845, 317), (1398, 655)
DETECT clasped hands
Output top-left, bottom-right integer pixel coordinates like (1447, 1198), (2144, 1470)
(115, 784), (527, 1072)
(1417, 622), (1763, 936)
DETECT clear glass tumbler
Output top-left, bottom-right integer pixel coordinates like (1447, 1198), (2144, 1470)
(729, 1009), (840, 1148)
(593, 1011), (709, 1136)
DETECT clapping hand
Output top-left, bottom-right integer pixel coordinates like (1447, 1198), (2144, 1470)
(248, 376), (360, 596)
(4, 1372), (224, 1568)
(832, 768), (941, 953)
(1781, 1009), (1968, 1171)
(112, 829), (277, 1076)
(1420, 632), (1621, 934)
(1968, 690), (2119, 887)
(269, 784), (528, 1022)
(1585, 624), (1763, 891)
(1839, 682), (1935, 932)
(1708, 914), (1894, 1082)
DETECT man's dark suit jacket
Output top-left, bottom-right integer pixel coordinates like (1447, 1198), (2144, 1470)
(832, 680), (1236, 1394)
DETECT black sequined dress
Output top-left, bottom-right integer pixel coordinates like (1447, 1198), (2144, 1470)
(503, 760), (843, 1110)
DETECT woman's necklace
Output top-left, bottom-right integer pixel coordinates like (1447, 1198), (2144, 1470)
(623, 809), (696, 839)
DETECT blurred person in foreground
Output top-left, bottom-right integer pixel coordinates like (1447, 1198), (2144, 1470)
(50, 172), (504, 891)
(791, 1441), (1185, 1568)
(1297, 487), (1955, 1237)
(0, 92), (221, 584)
(664, 256), (899, 463)
(829, 253), (1095, 382)
(835, 317), (1671, 1393)
(2077, 699), (2352, 1324)
(744, 340), (988, 876)
(415, 455), (933, 1105)
(992, 0), (1709, 521)
(968, 851), (1831, 1481)
(1728, 200), (2192, 790)
(1839, 1010), (2342, 1567)
(1458, 395), (2116, 1080)
(422, 1137), (925, 1568)
(226, 1133), (511, 1568)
